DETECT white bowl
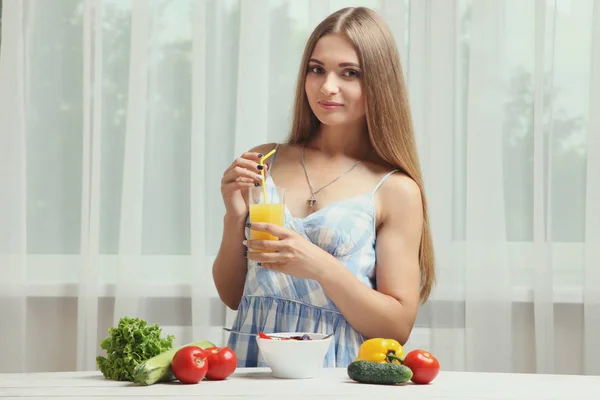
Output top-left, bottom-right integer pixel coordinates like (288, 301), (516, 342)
(256, 332), (333, 379)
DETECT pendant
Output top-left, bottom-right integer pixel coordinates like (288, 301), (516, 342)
(308, 195), (317, 208)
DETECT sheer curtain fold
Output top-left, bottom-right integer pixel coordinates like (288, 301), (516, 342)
(0, 0), (27, 373)
(380, 0), (407, 64)
(583, 0), (600, 376)
(424, 0), (463, 372)
(406, 0), (428, 155)
(531, 0), (555, 375)
(233, 0), (271, 156)
(76, 0), (102, 372)
(423, 0), (456, 265)
(190, 0), (212, 345)
(464, 0), (512, 373)
(112, 0), (149, 325)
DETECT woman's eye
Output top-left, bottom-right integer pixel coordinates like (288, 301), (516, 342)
(308, 65), (323, 74)
(343, 69), (360, 78)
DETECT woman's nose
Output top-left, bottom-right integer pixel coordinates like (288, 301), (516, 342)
(320, 74), (340, 96)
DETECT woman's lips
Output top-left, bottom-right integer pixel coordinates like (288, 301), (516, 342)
(319, 101), (343, 111)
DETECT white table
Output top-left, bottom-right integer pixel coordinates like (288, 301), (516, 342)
(0, 368), (599, 399)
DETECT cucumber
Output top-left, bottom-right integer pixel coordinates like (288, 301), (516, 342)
(347, 360), (413, 385)
(132, 340), (215, 385)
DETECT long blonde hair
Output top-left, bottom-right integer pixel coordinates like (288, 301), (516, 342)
(286, 7), (435, 303)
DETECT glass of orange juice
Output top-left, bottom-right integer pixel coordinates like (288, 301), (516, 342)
(248, 186), (285, 252)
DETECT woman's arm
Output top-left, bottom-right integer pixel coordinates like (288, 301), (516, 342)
(212, 143), (276, 310)
(212, 214), (248, 310)
(316, 174), (424, 344)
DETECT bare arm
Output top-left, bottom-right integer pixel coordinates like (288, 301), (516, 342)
(316, 174), (423, 344)
(212, 214), (248, 310)
(212, 143), (277, 310)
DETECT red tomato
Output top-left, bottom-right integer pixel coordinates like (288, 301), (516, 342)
(171, 345), (208, 384)
(204, 346), (237, 380)
(402, 350), (440, 384)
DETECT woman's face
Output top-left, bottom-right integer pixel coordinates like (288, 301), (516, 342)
(305, 33), (366, 128)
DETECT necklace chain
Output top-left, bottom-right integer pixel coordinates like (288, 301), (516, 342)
(301, 144), (366, 208)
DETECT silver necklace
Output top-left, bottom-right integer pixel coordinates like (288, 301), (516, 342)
(301, 144), (366, 208)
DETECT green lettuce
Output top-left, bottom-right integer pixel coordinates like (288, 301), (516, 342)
(96, 316), (175, 381)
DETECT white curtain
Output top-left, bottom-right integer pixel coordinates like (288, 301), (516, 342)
(0, 0), (598, 375)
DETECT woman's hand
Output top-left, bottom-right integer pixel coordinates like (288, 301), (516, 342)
(244, 222), (333, 280)
(220, 152), (267, 219)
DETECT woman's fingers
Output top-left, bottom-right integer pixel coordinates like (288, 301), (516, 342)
(222, 153), (268, 177)
(246, 222), (291, 239)
(222, 165), (264, 184)
(245, 249), (285, 264)
(244, 239), (283, 252)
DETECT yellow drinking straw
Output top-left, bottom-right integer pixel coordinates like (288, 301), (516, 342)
(259, 148), (277, 203)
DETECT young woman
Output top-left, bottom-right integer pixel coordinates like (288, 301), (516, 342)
(213, 6), (435, 368)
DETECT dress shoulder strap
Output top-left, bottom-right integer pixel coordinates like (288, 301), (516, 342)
(372, 169), (399, 194)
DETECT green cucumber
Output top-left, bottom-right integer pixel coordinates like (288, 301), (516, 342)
(347, 360), (413, 385)
(132, 340), (215, 385)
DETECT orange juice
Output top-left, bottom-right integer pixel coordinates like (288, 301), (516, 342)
(249, 203), (285, 252)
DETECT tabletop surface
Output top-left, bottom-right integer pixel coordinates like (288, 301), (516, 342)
(1, 367), (599, 399)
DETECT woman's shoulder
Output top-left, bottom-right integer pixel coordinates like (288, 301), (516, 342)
(247, 142), (303, 165)
(247, 142), (279, 155)
(380, 172), (422, 201)
(247, 142), (301, 155)
(364, 156), (423, 228)
(365, 152), (420, 200)
(377, 170), (423, 224)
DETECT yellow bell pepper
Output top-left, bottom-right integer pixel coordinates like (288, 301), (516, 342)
(355, 338), (405, 364)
